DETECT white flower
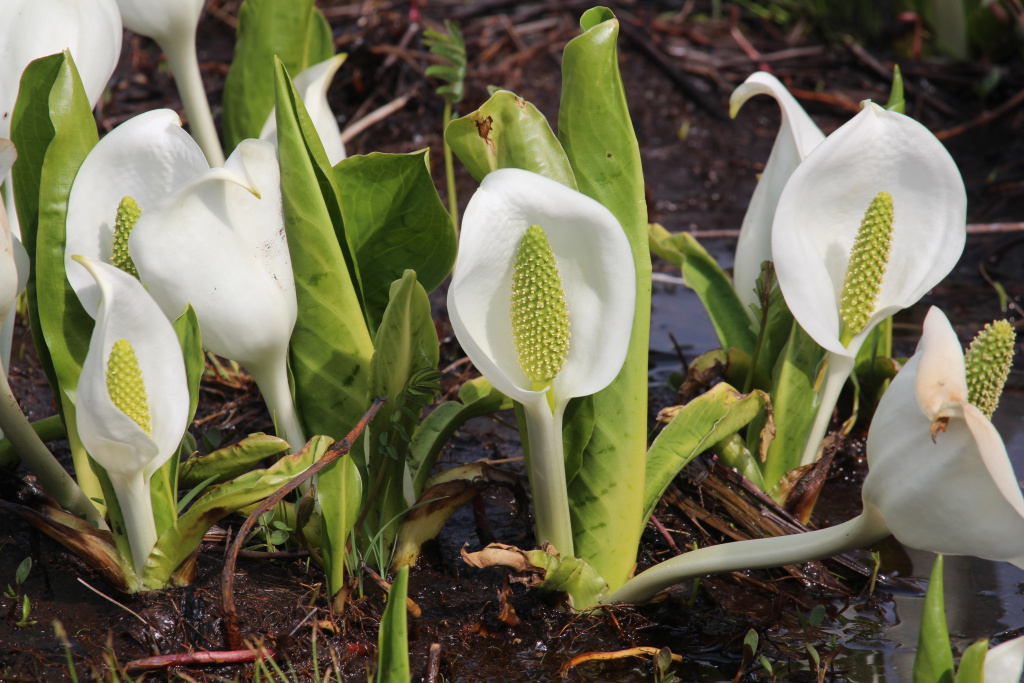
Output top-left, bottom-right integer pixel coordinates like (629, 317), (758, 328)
(448, 168), (635, 554)
(260, 55), (347, 166)
(984, 635), (1024, 683)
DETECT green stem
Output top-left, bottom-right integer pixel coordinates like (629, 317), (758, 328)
(108, 470), (156, 573)
(161, 30), (225, 166)
(0, 366), (104, 528)
(606, 509), (889, 604)
(0, 414), (66, 470)
(442, 101), (458, 236)
(62, 400), (107, 518)
(248, 354), (306, 453)
(799, 351), (857, 467)
(522, 398), (574, 557)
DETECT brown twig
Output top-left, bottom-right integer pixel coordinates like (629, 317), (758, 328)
(935, 87), (1024, 140)
(426, 643), (442, 683)
(360, 561), (424, 618)
(220, 398), (386, 650)
(341, 92), (414, 143)
(125, 648), (274, 674)
(560, 647), (683, 679)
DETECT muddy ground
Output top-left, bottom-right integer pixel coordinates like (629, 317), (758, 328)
(1, 0), (1023, 680)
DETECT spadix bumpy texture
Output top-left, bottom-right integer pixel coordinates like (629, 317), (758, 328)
(106, 339), (152, 436)
(839, 192), (893, 342)
(111, 197), (142, 278)
(510, 225), (570, 386)
(964, 320), (1015, 419)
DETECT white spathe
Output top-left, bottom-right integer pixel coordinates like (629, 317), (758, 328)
(447, 168), (635, 554)
(864, 307), (1024, 566)
(66, 109), (210, 317)
(260, 54), (347, 166)
(729, 72), (824, 316)
(129, 139), (304, 450)
(772, 101), (967, 466)
(985, 635), (1024, 683)
(0, 140), (19, 322)
(114, 0), (205, 47)
(74, 257), (190, 572)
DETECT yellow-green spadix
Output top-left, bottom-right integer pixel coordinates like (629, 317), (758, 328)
(771, 101), (967, 467)
(447, 168), (635, 555)
(73, 256), (190, 572)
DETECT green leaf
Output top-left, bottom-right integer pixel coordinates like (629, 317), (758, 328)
(360, 271), (440, 566)
(445, 90), (577, 188)
(408, 377), (512, 495)
(913, 555), (955, 683)
(274, 58), (375, 441)
(954, 639), (989, 683)
(376, 565), (411, 683)
(319, 446), (361, 600)
(334, 152), (456, 333)
(643, 383), (768, 521)
(886, 65), (906, 114)
(752, 320), (827, 492)
(178, 434), (292, 488)
(649, 223), (756, 354)
(558, 8), (650, 593)
(143, 436), (330, 590)
(222, 0), (333, 152)
(422, 21), (466, 105)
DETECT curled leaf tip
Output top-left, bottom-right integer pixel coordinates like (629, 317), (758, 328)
(840, 191), (894, 344)
(510, 225), (570, 386)
(106, 338), (152, 436)
(965, 319), (1016, 419)
(111, 196), (142, 278)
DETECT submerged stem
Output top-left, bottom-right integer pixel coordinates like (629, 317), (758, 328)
(607, 509), (889, 604)
(522, 398), (574, 557)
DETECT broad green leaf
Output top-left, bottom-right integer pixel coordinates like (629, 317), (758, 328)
(913, 555), (955, 683)
(558, 8), (650, 592)
(954, 639), (988, 683)
(274, 58), (374, 442)
(644, 383), (769, 521)
(222, 0), (333, 151)
(334, 152), (456, 332)
(178, 434), (291, 488)
(143, 436), (329, 589)
(409, 377), (512, 495)
(445, 90), (577, 188)
(376, 565), (411, 683)
(753, 320), (827, 492)
(712, 433), (766, 490)
(361, 271), (440, 567)
(649, 223), (756, 354)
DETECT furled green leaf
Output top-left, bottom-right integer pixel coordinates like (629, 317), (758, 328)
(178, 434), (291, 488)
(143, 436), (329, 589)
(886, 65), (905, 114)
(274, 58), (374, 442)
(954, 639), (988, 683)
(376, 565), (411, 683)
(319, 444), (361, 599)
(446, 90), (577, 188)
(644, 383), (768, 521)
(408, 377), (512, 495)
(649, 223), (755, 354)
(222, 0), (333, 151)
(334, 152), (456, 333)
(913, 555), (955, 683)
(557, 8), (650, 592)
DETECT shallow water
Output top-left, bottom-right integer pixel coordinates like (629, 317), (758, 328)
(649, 245), (1024, 681)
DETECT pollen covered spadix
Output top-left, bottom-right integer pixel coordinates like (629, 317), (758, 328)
(111, 196), (142, 278)
(510, 225), (570, 385)
(965, 320), (1015, 419)
(106, 338), (152, 436)
(840, 191), (894, 343)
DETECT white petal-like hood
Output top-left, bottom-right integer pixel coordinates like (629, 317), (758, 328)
(447, 168), (635, 408)
(730, 72), (824, 315)
(129, 139), (297, 369)
(75, 257), (190, 479)
(863, 308), (1024, 567)
(260, 54), (347, 166)
(66, 109), (210, 316)
(114, 0), (205, 46)
(0, 140), (19, 321)
(985, 635), (1024, 683)
(773, 103), (967, 357)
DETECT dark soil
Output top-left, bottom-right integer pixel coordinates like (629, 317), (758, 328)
(2, 1), (1023, 681)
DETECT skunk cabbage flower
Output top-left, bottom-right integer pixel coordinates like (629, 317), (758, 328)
(729, 72), (824, 315)
(608, 307), (1023, 604)
(66, 109), (210, 316)
(448, 168), (635, 555)
(1, 0), (123, 237)
(772, 102), (966, 467)
(986, 636), (1024, 683)
(114, 0), (224, 165)
(73, 257), (189, 572)
(260, 54), (347, 166)
(0, 141), (19, 322)
(129, 139), (305, 451)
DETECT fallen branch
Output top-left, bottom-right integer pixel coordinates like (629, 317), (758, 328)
(341, 93), (414, 144)
(220, 398), (386, 650)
